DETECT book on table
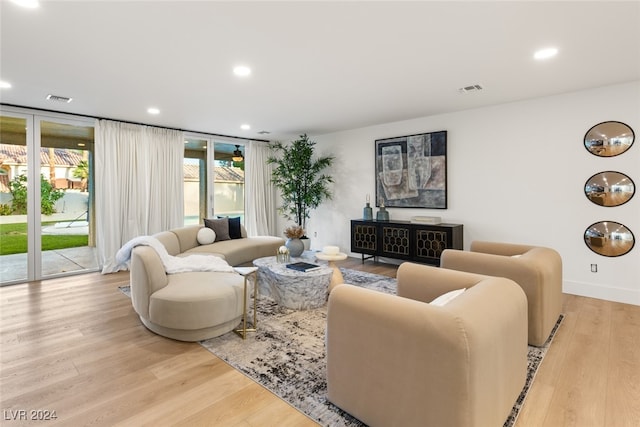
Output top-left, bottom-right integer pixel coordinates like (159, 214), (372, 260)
(286, 262), (323, 272)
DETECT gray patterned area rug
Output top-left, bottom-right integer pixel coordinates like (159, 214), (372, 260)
(195, 269), (563, 427)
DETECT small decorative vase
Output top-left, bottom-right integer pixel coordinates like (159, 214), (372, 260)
(276, 253), (290, 263)
(285, 238), (305, 257)
(376, 206), (389, 221)
(363, 202), (373, 220)
(276, 246), (290, 263)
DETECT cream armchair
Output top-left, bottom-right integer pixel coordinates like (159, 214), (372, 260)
(326, 263), (528, 427)
(441, 241), (563, 347)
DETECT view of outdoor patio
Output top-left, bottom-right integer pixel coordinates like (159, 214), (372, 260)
(0, 131), (245, 285)
(0, 143), (97, 283)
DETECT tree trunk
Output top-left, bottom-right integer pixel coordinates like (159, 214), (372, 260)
(48, 147), (56, 184)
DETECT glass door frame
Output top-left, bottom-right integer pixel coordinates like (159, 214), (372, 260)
(1, 110), (35, 283)
(1, 106), (96, 284)
(183, 133), (215, 222)
(211, 139), (246, 222)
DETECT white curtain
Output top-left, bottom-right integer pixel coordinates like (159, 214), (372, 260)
(244, 140), (277, 236)
(95, 120), (184, 273)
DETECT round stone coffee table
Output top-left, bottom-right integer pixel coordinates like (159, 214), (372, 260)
(252, 256), (333, 310)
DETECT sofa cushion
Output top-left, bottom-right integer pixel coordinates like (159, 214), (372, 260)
(219, 216), (242, 239)
(185, 236), (284, 266)
(204, 218), (230, 241)
(149, 271), (244, 330)
(197, 227), (216, 245)
(430, 288), (466, 306)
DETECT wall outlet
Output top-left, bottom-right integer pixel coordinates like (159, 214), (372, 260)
(591, 264), (598, 273)
(314, 231), (317, 237)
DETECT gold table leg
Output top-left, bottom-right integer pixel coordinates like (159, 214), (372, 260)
(234, 269), (258, 339)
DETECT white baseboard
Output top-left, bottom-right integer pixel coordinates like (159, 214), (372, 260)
(563, 280), (640, 306)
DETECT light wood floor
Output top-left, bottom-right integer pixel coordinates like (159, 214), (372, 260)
(1, 258), (638, 426)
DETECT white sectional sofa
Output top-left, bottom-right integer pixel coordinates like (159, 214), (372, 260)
(130, 224), (284, 341)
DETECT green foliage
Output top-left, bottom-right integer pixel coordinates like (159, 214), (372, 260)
(72, 160), (89, 179)
(0, 222), (88, 255)
(9, 175), (27, 214)
(8, 174), (64, 215)
(232, 160), (245, 171)
(267, 134), (334, 231)
(0, 204), (12, 216)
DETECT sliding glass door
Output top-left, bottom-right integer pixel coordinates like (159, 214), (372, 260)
(182, 137), (245, 225)
(38, 119), (97, 280)
(213, 141), (245, 223)
(0, 113), (32, 283)
(0, 110), (97, 285)
(184, 137), (208, 225)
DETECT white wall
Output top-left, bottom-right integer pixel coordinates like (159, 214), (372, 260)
(303, 81), (640, 306)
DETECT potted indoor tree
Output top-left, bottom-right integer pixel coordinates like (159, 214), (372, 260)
(267, 134), (334, 252)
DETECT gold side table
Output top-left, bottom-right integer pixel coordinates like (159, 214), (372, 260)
(233, 266), (259, 339)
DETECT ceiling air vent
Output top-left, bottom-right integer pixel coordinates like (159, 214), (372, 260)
(257, 130), (271, 135)
(458, 84), (483, 93)
(46, 94), (73, 103)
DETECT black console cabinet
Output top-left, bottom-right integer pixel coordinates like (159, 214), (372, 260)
(351, 219), (463, 266)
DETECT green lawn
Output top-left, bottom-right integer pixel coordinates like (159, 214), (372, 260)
(0, 222), (88, 255)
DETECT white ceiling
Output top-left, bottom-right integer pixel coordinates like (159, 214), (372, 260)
(1, 1), (639, 142)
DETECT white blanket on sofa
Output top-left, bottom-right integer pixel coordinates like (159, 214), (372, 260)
(116, 236), (235, 274)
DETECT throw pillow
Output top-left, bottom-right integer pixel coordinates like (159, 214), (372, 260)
(196, 227), (216, 245)
(218, 216), (242, 239)
(204, 218), (230, 242)
(429, 288), (466, 306)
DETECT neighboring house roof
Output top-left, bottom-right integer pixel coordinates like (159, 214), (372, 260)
(0, 145), (27, 165)
(1, 145), (244, 184)
(184, 163), (244, 183)
(216, 166), (244, 182)
(183, 164), (199, 180)
(0, 145), (84, 167)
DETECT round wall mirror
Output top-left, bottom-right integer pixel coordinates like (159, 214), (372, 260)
(584, 171), (635, 207)
(584, 221), (635, 257)
(584, 121), (634, 157)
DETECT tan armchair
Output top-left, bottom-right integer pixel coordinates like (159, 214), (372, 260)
(327, 263), (528, 427)
(441, 241), (563, 347)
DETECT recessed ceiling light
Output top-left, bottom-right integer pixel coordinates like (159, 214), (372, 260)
(147, 107), (160, 115)
(0, 81), (11, 89)
(233, 66), (251, 77)
(534, 47), (558, 60)
(10, 0), (39, 8)
(241, 124), (251, 130)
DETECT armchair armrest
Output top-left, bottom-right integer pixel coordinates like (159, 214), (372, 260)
(441, 249), (540, 286)
(470, 240), (535, 256)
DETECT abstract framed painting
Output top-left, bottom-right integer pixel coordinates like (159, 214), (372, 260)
(375, 131), (447, 209)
